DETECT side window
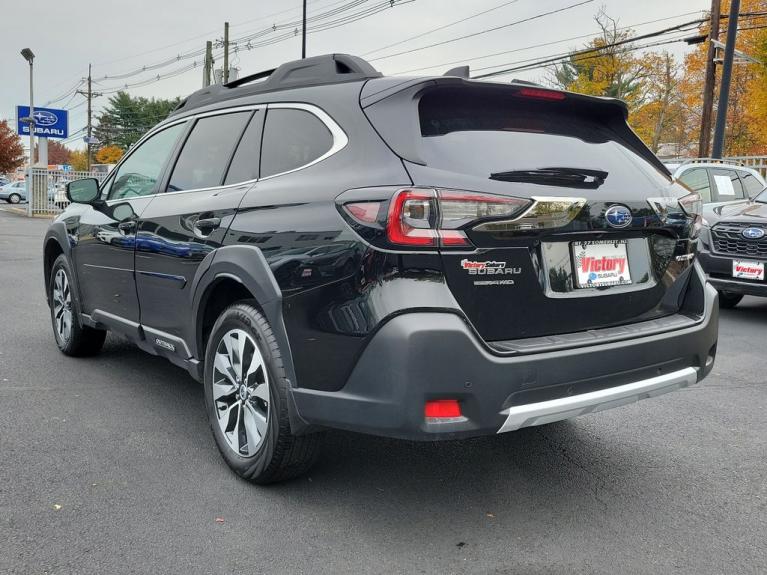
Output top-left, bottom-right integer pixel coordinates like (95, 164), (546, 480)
(168, 112), (251, 192)
(109, 123), (185, 200)
(224, 111), (264, 185)
(711, 168), (745, 201)
(740, 171), (765, 197)
(260, 108), (333, 178)
(678, 168), (712, 203)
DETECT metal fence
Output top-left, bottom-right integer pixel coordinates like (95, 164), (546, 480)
(724, 156), (767, 178)
(28, 168), (108, 216)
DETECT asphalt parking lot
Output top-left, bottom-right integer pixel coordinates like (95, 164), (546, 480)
(1, 207), (765, 575)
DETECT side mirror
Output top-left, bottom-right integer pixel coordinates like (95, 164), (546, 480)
(66, 178), (100, 204)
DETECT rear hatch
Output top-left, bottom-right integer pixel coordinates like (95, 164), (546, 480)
(362, 79), (699, 341)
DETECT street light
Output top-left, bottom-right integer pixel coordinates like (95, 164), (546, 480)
(21, 48), (35, 217)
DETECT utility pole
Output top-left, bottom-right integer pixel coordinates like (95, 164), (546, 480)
(712, 0), (740, 159)
(698, 0), (721, 157)
(302, 0), (307, 58)
(203, 41), (213, 87)
(77, 64), (101, 171)
(223, 22), (230, 83)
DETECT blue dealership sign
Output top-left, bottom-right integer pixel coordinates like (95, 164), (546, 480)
(16, 106), (68, 139)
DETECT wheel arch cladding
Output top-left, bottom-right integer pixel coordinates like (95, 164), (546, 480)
(191, 245), (297, 388)
(43, 226), (70, 303)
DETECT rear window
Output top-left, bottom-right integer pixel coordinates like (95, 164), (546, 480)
(678, 168), (712, 203)
(416, 88), (666, 187)
(740, 171), (765, 197)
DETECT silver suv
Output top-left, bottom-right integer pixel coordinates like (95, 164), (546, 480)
(665, 158), (766, 206)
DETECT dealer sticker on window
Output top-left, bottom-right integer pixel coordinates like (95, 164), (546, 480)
(732, 260), (764, 281)
(572, 240), (632, 288)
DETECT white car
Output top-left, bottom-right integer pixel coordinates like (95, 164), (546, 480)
(665, 159), (766, 206)
(0, 181), (28, 204)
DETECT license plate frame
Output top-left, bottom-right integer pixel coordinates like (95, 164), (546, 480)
(572, 240), (632, 288)
(732, 259), (765, 281)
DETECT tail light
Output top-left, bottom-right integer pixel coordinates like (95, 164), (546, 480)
(342, 188), (530, 249)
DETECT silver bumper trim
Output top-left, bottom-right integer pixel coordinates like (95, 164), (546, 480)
(497, 366), (699, 433)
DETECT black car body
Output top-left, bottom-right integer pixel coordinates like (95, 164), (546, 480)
(43, 54), (718, 483)
(698, 189), (767, 306)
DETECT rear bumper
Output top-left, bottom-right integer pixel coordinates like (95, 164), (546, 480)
(698, 247), (767, 297)
(290, 280), (719, 440)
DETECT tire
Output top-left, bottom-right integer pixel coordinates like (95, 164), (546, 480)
(49, 254), (107, 356)
(8, 193), (21, 204)
(204, 301), (322, 484)
(718, 291), (743, 309)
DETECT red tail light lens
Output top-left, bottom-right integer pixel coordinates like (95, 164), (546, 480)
(342, 188), (530, 249)
(386, 189), (439, 246)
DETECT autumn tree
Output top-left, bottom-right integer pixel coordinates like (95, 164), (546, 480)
(0, 120), (25, 174)
(679, 0), (767, 155)
(69, 149), (88, 171)
(39, 140), (71, 165)
(94, 145), (124, 164)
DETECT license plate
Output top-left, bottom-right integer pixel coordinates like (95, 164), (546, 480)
(572, 240), (632, 288)
(732, 259), (764, 280)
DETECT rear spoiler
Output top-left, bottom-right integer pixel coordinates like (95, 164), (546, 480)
(360, 77), (668, 176)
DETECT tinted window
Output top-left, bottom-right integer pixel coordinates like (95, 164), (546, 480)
(224, 111), (264, 185)
(678, 168), (712, 203)
(260, 109), (333, 178)
(109, 123), (185, 200)
(168, 112), (251, 192)
(740, 171), (765, 197)
(710, 168), (745, 200)
(415, 88), (670, 190)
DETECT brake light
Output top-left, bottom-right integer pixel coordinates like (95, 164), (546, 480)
(385, 189), (529, 248)
(386, 189), (439, 246)
(515, 87), (566, 101)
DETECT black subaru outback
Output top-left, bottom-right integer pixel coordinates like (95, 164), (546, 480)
(44, 54), (718, 483)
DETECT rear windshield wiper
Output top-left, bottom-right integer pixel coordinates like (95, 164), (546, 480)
(490, 167), (608, 189)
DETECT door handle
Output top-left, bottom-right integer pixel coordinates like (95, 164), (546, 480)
(118, 220), (137, 234)
(194, 217), (221, 237)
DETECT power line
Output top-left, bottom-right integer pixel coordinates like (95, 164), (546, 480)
(391, 10), (707, 75)
(361, 0), (522, 56)
(472, 17), (710, 79)
(369, 0), (595, 62)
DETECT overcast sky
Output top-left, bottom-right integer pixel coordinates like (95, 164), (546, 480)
(2, 0), (708, 149)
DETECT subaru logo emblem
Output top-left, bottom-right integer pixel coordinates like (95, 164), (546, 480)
(605, 205), (632, 228)
(742, 227), (765, 240)
(32, 110), (58, 127)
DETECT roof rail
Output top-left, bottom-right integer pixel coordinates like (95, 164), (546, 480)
(679, 157), (746, 167)
(172, 53), (381, 115)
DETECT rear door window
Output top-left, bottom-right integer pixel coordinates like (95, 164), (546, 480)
(678, 168), (713, 203)
(260, 108), (333, 178)
(739, 171), (765, 197)
(710, 168), (745, 201)
(167, 111), (251, 192)
(224, 110), (264, 185)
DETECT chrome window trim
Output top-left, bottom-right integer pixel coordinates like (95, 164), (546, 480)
(258, 102), (348, 182)
(104, 102), (346, 204)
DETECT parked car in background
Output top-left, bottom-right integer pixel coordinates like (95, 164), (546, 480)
(699, 185), (767, 308)
(0, 181), (28, 204)
(665, 159), (766, 207)
(44, 53), (718, 483)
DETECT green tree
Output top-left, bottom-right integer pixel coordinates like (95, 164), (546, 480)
(69, 149), (88, 171)
(94, 92), (181, 149)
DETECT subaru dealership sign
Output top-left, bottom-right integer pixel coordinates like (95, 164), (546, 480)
(16, 106), (68, 139)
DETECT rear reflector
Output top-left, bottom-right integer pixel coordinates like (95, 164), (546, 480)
(424, 399), (462, 419)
